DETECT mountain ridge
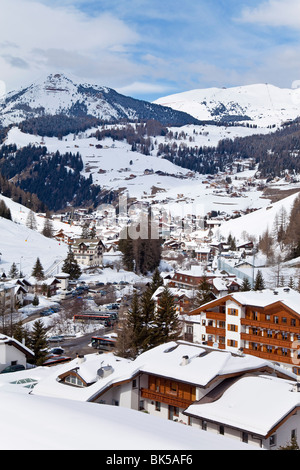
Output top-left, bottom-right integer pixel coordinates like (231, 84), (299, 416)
(154, 83), (300, 127)
(0, 73), (201, 128)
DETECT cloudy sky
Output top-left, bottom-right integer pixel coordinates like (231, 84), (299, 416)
(0, 0), (300, 100)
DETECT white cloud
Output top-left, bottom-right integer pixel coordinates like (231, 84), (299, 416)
(238, 0), (300, 28)
(0, 0), (141, 91)
(116, 81), (173, 97)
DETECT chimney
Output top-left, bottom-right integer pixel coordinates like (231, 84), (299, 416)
(180, 355), (189, 366)
(76, 354), (85, 364)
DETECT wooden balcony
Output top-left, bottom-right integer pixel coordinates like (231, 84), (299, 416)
(241, 318), (300, 334)
(206, 326), (226, 336)
(241, 332), (293, 348)
(206, 311), (226, 321)
(242, 348), (296, 365)
(141, 388), (194, 409)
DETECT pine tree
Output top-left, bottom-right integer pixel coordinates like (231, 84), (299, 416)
(241, 277), (252, 291)
(42, 218), (54, 238)
(12, 321), (31, 348)
(139, 286), (156, 352)
(32, 294), (39, 306)
(81, 222), (90, 238)
(152, 286), (181, 347)
(279, 436), (300, 450)
(62, 248), (82, 280)
(196, 275), (213, 306)
(9, 262), (19, 279)
(30, 319), (48, 366)
(254, 270), (265, 291)
(149, 268), (164, 294)
(124, 291), (143, 358)
(31, 257), (44, 280)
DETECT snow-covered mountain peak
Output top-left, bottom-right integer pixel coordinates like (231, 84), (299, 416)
(0, 73), (200, 127)
(154, 83), (300, 127)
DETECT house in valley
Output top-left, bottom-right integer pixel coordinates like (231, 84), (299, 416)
(186, 287), (300, 376)
(0, 335), (34, 372)
(71, 238), (105, 267)
(30, 340), (299, 449)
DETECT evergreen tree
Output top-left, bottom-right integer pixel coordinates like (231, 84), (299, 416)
(254, 270), (265, 291)
(0, 199), (11, 220)
(31, 257), (44, 280)
(152, 286), (181, 347)
(12, 321), (31, 348)
(42, 217), (54, 238)
(149, 268), (164, 294)
(241, 277), (252, 291)
(288, 276), (295, 289)
(196, 275), (213, 306)
(81, 222), (90, 238)
(123, 291), (143, 358)
(32, 294), (39, 306)
(62, 248), (82, 280)
(90, 225), (97, 239)
(29, 319), (48, 366)
(9, 262), (19, 279)
(279, 437), (300, 450)
(139, 286), (156, 352)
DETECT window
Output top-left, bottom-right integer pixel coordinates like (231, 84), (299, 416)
(291, 319), (296, 327)
(202, 420), (207, 431)
(132, 379), (137, 389)
(155, 401), (161, 412)
(219, 425), (225, 435)
(291, 429), (297, 440)
(227, 339), (238, 347)
(186, 325), (193, 335)
(228, 308), (238, 316)
(282, 317), (287, 324)
(274, 316), (279, 324)
(65, 375), (84, 387)
(269, 434), (276, 447)
(228, 324), (238, 332)
(242, 432), (248, 443)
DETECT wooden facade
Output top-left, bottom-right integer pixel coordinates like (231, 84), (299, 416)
(141, 374), (196, 410)
(188, 290), (300, 374)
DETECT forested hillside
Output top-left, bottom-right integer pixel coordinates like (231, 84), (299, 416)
(0, 144), (101, 211)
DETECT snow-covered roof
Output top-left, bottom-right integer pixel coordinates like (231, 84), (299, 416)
(0, 335), (34, 358)
(30, 342), (295, 403)
(185, 374), (300, 438)
(0, 388), (257, 450)
(230, 288), (300, 315)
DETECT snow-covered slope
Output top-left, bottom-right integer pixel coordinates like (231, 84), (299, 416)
(154, 83), (300, 127)
(0, 195), (71, 276)
(3, 127), (272, 216)
(0, 73), (199, 127)
(217, 191), (300, 240)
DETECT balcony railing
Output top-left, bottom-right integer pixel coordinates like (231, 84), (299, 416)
(241, 318), (300, 334)
(242, 348), (296, 365)
(140, 389), (194, 409)
(241, 332), (293, 348)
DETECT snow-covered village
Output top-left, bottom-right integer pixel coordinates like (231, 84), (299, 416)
(1, 0), (300, 455)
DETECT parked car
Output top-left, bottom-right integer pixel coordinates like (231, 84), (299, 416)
(47, 335), (64, 343)
(0, 364), (25, 374)
(49, 347), (65, 355)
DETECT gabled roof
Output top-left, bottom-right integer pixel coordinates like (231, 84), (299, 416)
(31, 341), (295, 403)
(0, 335), (34, 359)
(188, 288), (300, 317)
(184, 374), (300, 439)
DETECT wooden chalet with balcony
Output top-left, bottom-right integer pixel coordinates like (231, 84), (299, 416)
(187, 287), (300, 375)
